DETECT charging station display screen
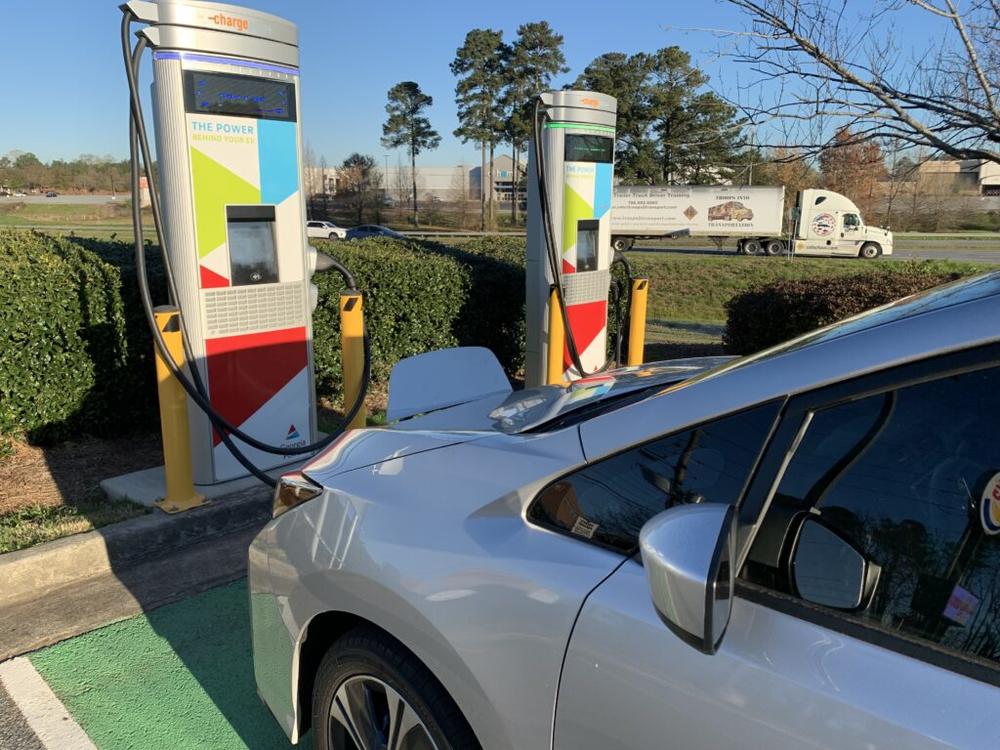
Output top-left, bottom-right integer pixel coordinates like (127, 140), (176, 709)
(227, 206), (279, 285)
(576, 220), (599, 271)
(565, 134), (613, 163)
(184, 71), (296, 121)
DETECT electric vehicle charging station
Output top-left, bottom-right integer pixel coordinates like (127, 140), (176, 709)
(123, 0), (320, 485)
(525, 90), (618, 388)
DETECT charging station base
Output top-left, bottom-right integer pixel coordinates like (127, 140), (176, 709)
(100, 462), (304, 509)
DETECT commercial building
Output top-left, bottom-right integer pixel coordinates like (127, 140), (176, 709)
(305, 156), (526, 202)
(917, 158), (1000, 196)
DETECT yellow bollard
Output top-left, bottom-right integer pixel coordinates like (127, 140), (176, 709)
(626, 278), (649, 366)
(339, 292), (367, 429)
(546, 285), (566, 385)
(153, 306), (205, 513)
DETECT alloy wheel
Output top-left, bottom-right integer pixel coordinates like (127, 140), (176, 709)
(329, 674), (439, 750)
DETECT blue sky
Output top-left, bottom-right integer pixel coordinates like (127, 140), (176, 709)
(0, 0), (939, 168)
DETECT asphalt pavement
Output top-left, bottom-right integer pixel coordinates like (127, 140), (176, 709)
(0, 194), (118, 205)
(632, 238), (1000, 264)
(0, 683), (42, 750)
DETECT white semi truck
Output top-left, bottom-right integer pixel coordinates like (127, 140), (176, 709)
(610, 185), (893, 258)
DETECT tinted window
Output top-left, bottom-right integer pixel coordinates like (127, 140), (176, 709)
(844, 213), (860, 227)
(744, 365), (1000, 666)
(529, 402), (780, 553)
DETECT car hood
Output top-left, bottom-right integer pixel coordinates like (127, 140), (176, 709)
(302, 356), (731, 482)
(302, 428), (487, 484)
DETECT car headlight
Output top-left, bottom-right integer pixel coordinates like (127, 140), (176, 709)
(273, 472), (323, 517)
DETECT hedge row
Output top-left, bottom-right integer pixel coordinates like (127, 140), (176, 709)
(722, 264), (969, 354)
(0, 231), (161, 442)
(0, 230), (526, 443)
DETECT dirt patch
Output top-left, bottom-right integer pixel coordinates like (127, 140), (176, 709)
(0, 434), (162, 515)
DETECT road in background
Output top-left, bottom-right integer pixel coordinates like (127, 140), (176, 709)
(632, 238), (1000, 264)
(0, 194), (118, 205)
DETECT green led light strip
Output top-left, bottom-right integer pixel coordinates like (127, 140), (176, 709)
(544, 122), (616, 133)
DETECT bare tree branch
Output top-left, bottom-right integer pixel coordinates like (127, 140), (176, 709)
(713, 0), (1000, 164)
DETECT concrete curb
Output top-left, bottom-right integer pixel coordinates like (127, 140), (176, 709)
(0, 486), (271, 608)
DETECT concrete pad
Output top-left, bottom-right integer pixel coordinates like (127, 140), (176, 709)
(0, 485), (271, 610)
(0, 526), (258, 661)
(100, 460), (304, 508)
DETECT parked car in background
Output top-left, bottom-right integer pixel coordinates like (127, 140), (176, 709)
(345, 224), (405, 241)
(251, 272), (1000, 750)
(305, 220), (346, 240)
(45, 191), (58, 198)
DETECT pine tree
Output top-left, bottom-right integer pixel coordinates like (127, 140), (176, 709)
(381, 82), (440, 226)
(451, 29), (507, 231)
(500, 21), (567, 224)
(575, 47), (747, 184)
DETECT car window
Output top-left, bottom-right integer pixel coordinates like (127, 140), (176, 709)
(528, 402), (780, 554)
(844, 213), (860, 227)
(743, 364), (1000, 667)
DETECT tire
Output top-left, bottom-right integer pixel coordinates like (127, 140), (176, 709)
(329, 233), (338, 240)
(312, 627), (481, 750)
(612, 236), (631, 253)
(743, 238), (763, 255)
(859, 242), (881, 259)
(764, 239), (784, 257)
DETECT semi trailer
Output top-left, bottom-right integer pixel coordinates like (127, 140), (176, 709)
(610, 185), (893, 258)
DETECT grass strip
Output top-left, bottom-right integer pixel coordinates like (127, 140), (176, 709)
(0, 495), (148, 554)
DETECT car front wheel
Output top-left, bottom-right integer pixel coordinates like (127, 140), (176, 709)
(312, 627), (481, 750)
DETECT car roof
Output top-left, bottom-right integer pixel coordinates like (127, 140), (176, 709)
(580, 271), (1000, 460)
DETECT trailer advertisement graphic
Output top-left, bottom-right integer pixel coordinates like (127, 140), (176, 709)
(611, 185), (784, 237)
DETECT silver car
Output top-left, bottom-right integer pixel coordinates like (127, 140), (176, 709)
(250, 273), (1000, 750)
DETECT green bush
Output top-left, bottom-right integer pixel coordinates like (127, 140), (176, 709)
(722, 264), (968, 354)
(0, 230), (159, 442)
(414, 236), (527, 375)
(0, 230), (528, 443)
(312, 238), (472, 392)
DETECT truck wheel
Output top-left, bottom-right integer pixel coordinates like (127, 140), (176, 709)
(743, 239), (763, 255)
(764, 239), (784, 256)
(612, 236), (630, 253)
(859, 243), (881, 259)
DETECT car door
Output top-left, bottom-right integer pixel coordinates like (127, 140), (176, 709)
(554, 346), (999, 750)
(836, 211), (862, 255)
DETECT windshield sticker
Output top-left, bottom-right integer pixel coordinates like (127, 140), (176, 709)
(943, 584), (979, 626)
(980, 471), (1000, 535)
(571, 516), (598, 539)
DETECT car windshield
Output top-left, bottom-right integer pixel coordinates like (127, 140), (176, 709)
(489, 358), (732, 434)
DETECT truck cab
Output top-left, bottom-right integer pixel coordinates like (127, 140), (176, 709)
(793, 189), (893, 258)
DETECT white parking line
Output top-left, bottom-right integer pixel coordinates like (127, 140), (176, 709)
(0, 657), (96, 750)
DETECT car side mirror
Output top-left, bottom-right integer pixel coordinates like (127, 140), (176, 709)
(790, 517), (879, 611)
(639, 504), (737, 655)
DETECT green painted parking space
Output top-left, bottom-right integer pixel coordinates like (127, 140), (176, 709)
(30, 581), (309, 750)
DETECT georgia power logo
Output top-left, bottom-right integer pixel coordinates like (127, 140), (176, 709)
(980, 471), (1000, 535)
(811, 212), (836, 236)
